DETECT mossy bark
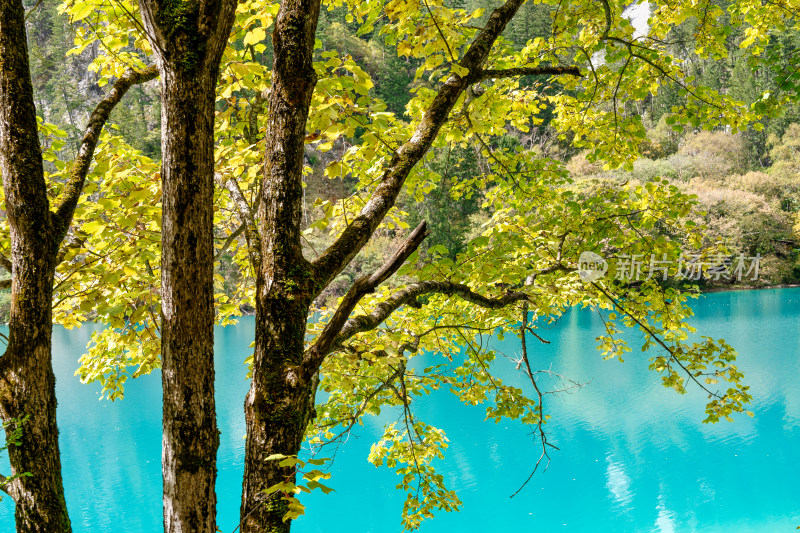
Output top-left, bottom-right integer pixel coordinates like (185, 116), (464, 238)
(0, 0), (70, 530)
(136, 0), (236, 531)
(240, 296), (316, 533)
(0, 257), (66, 533)
(1, 2), (156, 531)
(239, 1), (322, 531)
(237, 1), (529, 531)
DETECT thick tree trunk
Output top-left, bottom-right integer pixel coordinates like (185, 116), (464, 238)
(239, 1), (322, 531)
(158, 67), (219, 533)
(0, 259), (66, 533)
(237, 1), (530, 531)
(0, 1), (71, 530)
(136, 1), (236, 531)
(240, 299), (316, 532)
(1, 1), (155, 530)
(0, 229), (66, 533)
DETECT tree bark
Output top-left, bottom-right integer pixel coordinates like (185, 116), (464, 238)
(1, 1), (158, 529)
(238, 0), (530, 530)
(136, 0), (236, 531)
(0, 1), (69, 530)
(240, 299), (317, 532)
(158, 65), (220, 533)
(238, 1), (321, 531)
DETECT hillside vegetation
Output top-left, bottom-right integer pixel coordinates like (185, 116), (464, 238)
(2, 0), (799, 323)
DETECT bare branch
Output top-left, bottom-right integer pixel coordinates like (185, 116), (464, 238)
(526, 327), (551, 344)
(332, 280), (534, 350)
(52, 65), (159, 244)
(223, 177), (262, 272)
(478, 65), (582, 80)
(215, 222), (246, 260)
(509, 303), (559, 498)
(303, 221), (429, 373)
(0, 254), (11, 274)
(311, 0), (528, 292)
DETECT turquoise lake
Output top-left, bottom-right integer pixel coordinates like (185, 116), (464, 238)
(2, 288), (799, 532)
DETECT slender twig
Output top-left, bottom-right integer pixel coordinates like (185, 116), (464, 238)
(215, 223), (246, 260)
(591, 282), (720, 397)
(509, 303), (560, 498)
(422, 0), (456, 62)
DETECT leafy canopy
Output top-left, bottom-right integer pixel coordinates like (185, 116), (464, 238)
(5, 0), (787, 527)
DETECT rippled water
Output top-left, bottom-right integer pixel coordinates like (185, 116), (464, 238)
(2, 289), (799, 532)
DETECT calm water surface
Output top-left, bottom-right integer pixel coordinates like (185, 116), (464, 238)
(1, 289), (799, 532)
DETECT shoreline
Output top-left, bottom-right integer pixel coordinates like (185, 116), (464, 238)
(700, 283), (800, 293)
(3, 284), (800, 327)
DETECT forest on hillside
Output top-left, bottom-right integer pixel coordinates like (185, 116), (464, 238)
(2, 0), (800, 327)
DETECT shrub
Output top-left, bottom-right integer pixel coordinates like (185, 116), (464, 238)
(626, 157), (679, 182)
(726, 171), (800, 212)
(768, 123), (800, 176)
(674, 131), (749, 180)
(687, 180), (793, 257)
(565, 151), (601, 178)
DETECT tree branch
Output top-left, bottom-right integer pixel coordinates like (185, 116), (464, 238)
(52, 65), (158, 245)
(423, 0), (456, 62)
(223, 177), (263, 272)
(0, 472), (19, 501)
(312, 363), (406, 451)
(332, 280), (532, 351)
(56, 233), (86, 266)
(327, 258), (573, 353)
(245, 90), (268, 145)
(509, 303), (558, 498)
(478, 65), (582, 80)
(311, 0), (528, 292)
(591, 281), (720, 398)
(0, 472), (10, 498)
(0, 251), (10, 289)
(303, 221), (428, 373)
(215, 222), (246, 260)
(598, 0), (613, 38)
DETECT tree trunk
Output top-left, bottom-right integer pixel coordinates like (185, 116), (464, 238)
(240, 298), (316, 532)
(1, 0), (155, 529)
(136, 1), (236, 530)
(0, 0), (70, 530)
(236, 0), (533, 530)
(0, 258), (66, 533)
(158, 66), (220, 533)
(239, 1), (322, 531)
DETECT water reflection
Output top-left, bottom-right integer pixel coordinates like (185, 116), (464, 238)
(1, 289), (799, 532)
(653, 492), (677, 533)
(605, 456), (633, 508)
